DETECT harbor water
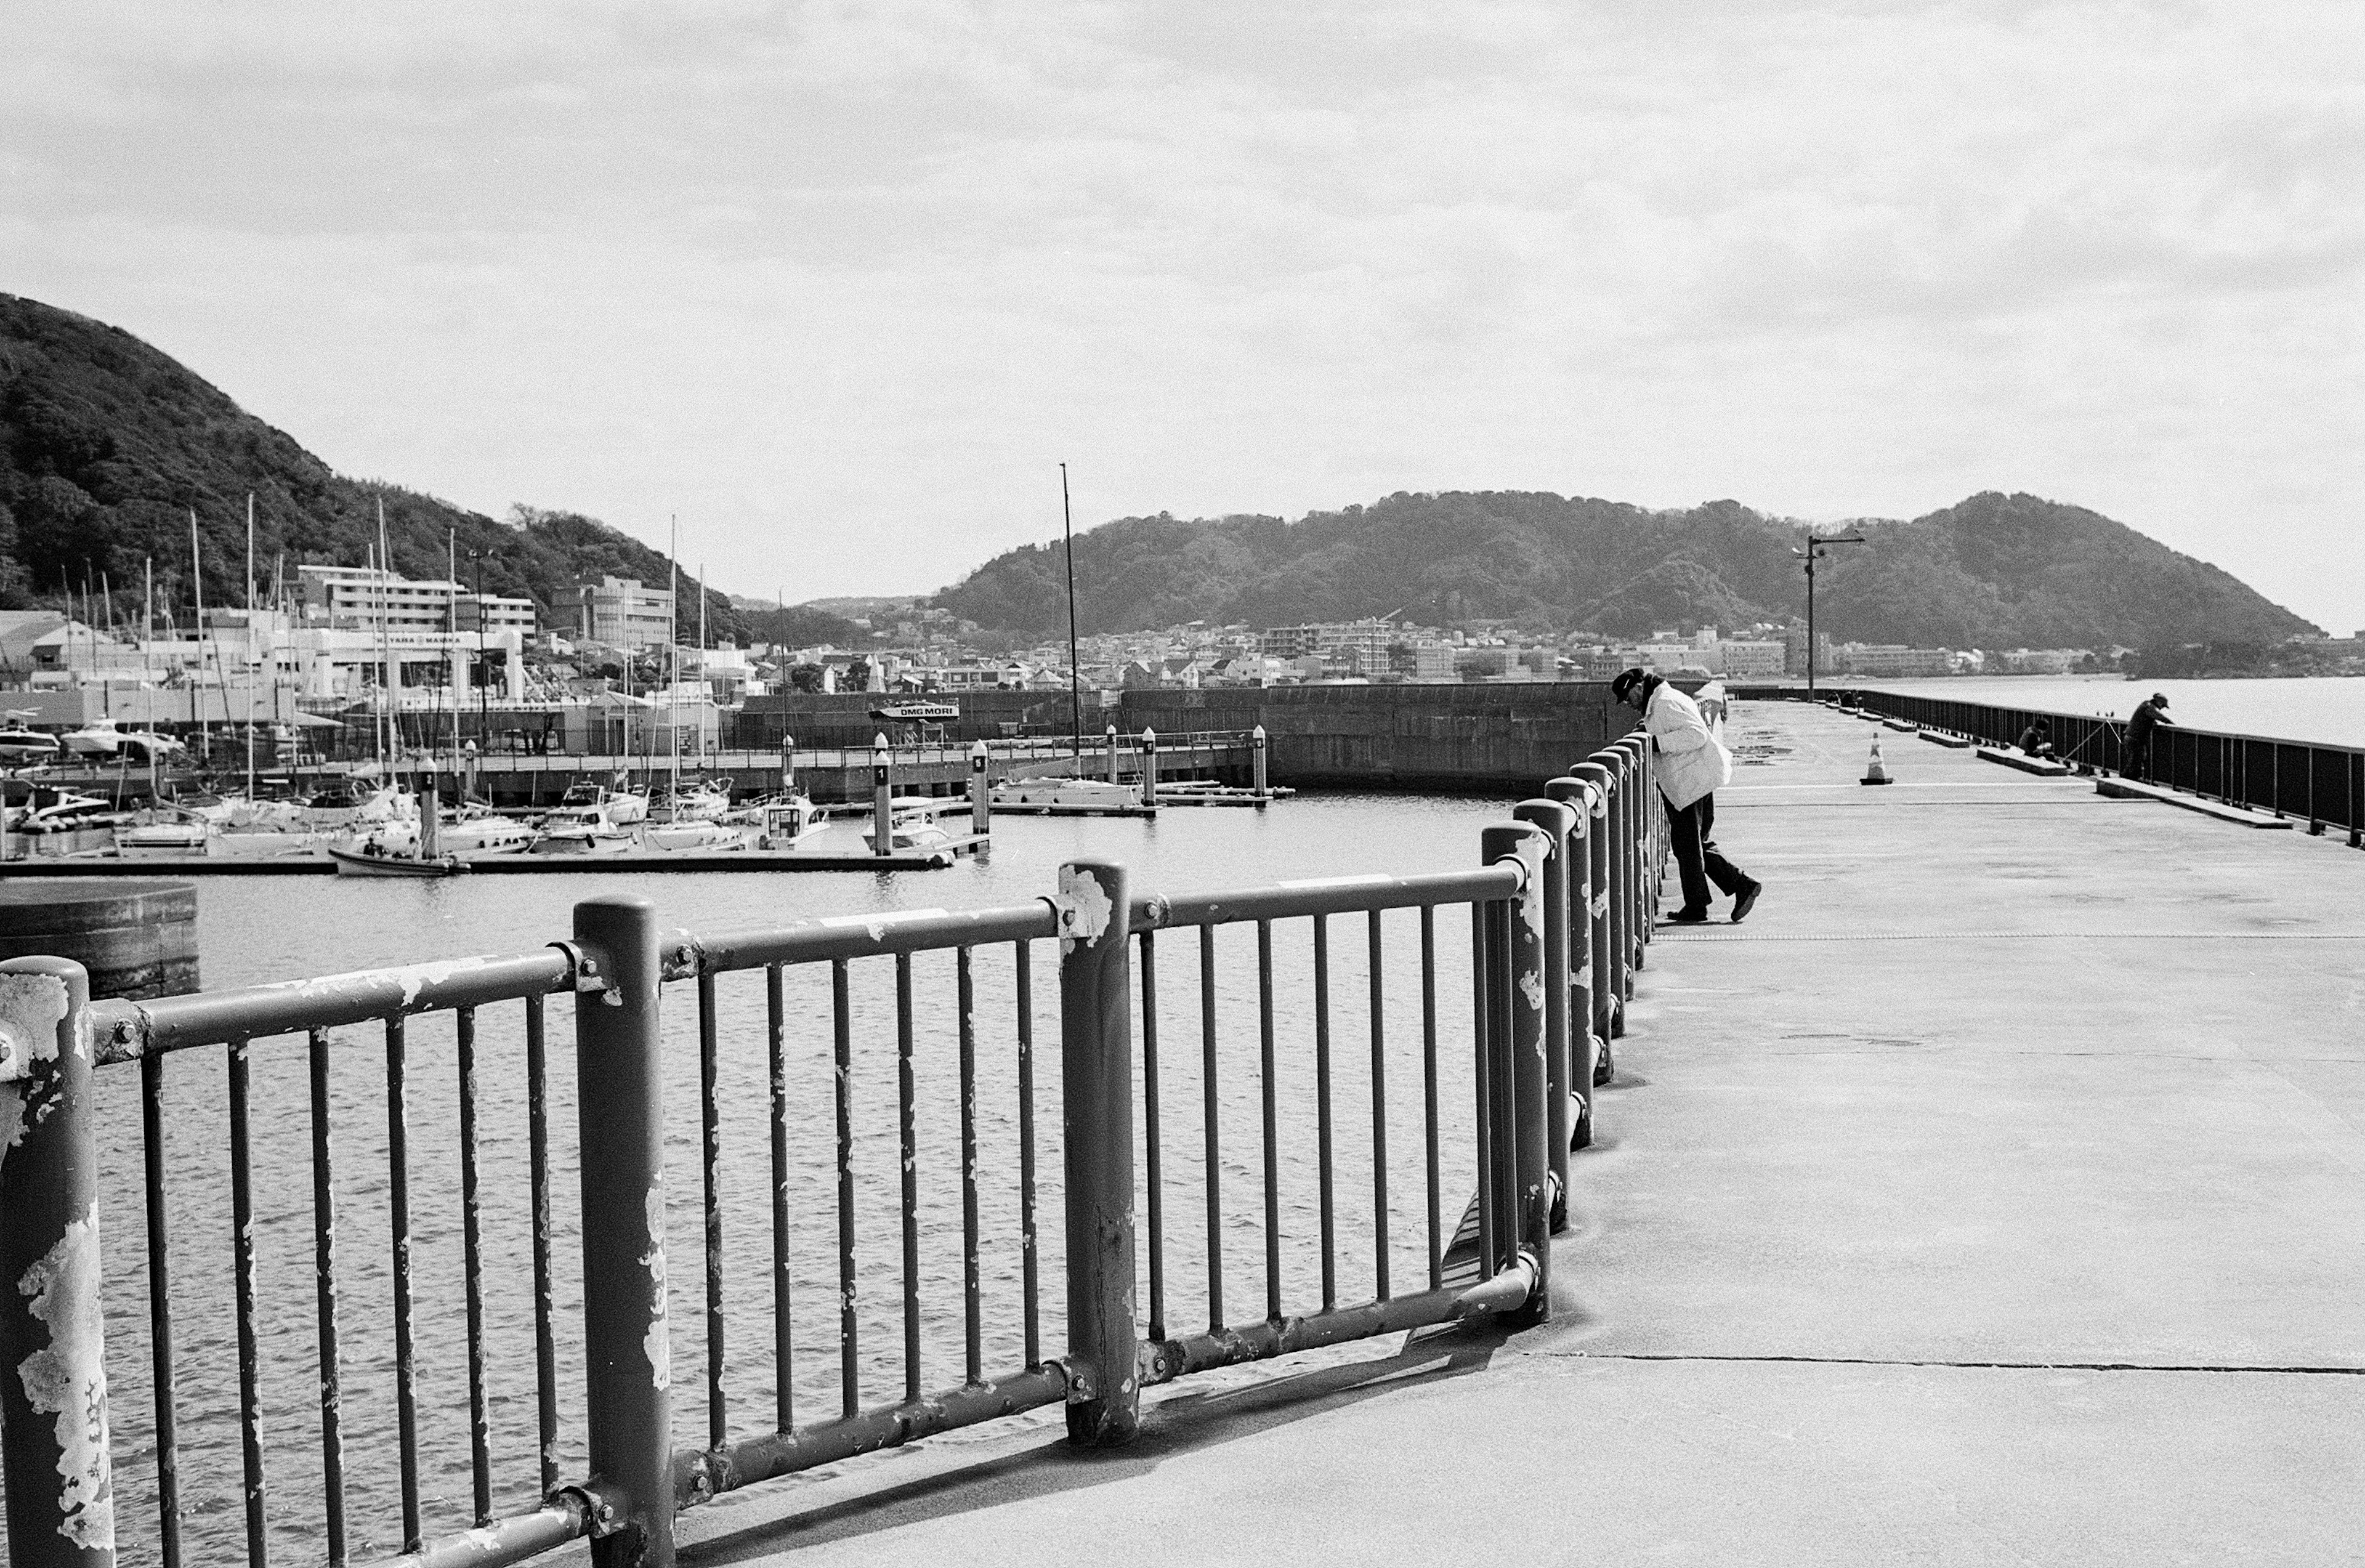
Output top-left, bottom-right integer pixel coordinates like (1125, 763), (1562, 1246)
(75, 790), (1523, 1565)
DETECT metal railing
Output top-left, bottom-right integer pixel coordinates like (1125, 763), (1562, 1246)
(1833, 690), (2365, 843)
(1, 738), (1662, 1568)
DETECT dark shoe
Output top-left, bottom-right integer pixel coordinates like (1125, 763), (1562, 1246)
(1664, 908), (1711, 926)
(1731, 881), (1762, 924)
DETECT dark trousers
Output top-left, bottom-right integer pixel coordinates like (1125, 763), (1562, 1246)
(1665, 793), (1748, 913)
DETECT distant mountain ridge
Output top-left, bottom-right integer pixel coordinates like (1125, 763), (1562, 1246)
(0, 293), (750, 642)
(934, 491), (2318, 651)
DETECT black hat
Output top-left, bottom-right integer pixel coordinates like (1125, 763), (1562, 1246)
(1610, 668), (1647, 701)
(2151, 693), (2170, 706)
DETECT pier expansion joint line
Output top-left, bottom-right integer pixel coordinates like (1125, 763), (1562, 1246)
(1527, 1351), (2365, 1376)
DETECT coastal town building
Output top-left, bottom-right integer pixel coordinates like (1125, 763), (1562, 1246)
(297, 564), (537, 635)
(576, 576), (674, 648)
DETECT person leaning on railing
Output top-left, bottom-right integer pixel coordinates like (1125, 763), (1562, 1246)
(1612, 667), (1762, 926)
(2124, 692), (2172, 781)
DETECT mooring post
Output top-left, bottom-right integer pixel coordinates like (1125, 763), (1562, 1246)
(968, 739), (990, 838)
(871, 731), (894, 859)
(1140, 727), (1159, 808)
(0, 955), (116, 1568)
(568, 897), (674, 1567)
(1104, 725), (1120, 785)
(1055, 859), (1139, 1445)
(1481, 824), (1551, 1322)
(1548, 775), (1606, 1146)
(1250, 724), (1269, 802)
(1513, 799), (1575, 1229)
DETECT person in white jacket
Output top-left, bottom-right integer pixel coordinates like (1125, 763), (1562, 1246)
(1612, 668), (1762, 925)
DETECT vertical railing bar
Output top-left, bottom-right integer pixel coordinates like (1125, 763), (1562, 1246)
(307, 1028), (347, 1564)
(958, 947), (984, 1387)
(455, 1006), (493, 1526)
(141, 1052), (185, 1568)
(1367, 907), (1389, 1301)
(386, 1016), (421, 1550)
(524, 993), (560, 1498)
(1139, 928), (1166, 1343)
(767, 963), (793, 1433)
(896, 952), (922, 1404)
(1470, 903), (1496, 1277)
(1312, 913), (1336, 1311)
(833, 959), (859, 1418)
(1258, 918), (1282, 1321)
(1420, 905), (1442, 1291)
(1199, 924), (1224, 1332)
(1015, 940), (1040, 1368)
(227, 1037), (271, 1567)
(698, 971), (727, 1451)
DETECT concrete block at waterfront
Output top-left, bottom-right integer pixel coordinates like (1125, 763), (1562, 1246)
(0, 880), (197, 999)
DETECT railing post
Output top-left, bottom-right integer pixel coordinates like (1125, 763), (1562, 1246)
(1571, 761), (1619, 1046)
(1481, 824), (1551, 1322)
(1056, 859), (1139, 1445)
(570, 897), (674, 1567)
(0, 956), (115, 1568)
(1590, 748), (1633, 1016)
(1615, 735), (1651, 963)
(1513, 799), (1574, 1230)
(1546, 775), (1605, 1148)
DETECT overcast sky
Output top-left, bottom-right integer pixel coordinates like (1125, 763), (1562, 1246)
(5, 1), (2359, 629)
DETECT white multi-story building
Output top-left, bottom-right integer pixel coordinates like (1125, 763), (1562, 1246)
(578, 577), (674, 649)
(297, 564), (536, 636)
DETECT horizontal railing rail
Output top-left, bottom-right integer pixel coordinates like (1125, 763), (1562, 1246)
(2, 732), (1665, 1568)
(1830, 690), (2365, 843)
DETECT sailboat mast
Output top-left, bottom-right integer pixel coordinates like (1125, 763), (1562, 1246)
(1061, 462), (1082, 760)
(190, 507), (209, 758)
(668, 516), (680, 796)
(697, 557), (707, 768)
(245, 494), (256, 799)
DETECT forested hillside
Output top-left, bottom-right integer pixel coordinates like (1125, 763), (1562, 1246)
(0, 293), (748, 641)
(934, 490), (2316, 650)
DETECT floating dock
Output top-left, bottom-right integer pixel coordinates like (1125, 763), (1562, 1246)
(0, 834), (995, 876)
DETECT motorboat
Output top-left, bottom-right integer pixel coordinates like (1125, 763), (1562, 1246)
(116, 816), (216, 857)
(649, 777), (732, 823)
(328, 833), (468, 878)
(756, 798), (830, 851)
(556, 781), (649, 826)
(863, 810), (958, 855)
(442, 807), (536, 857)
(12, 788), (130, 835)
(641, 817), (749, 852)
(60, 719), (184, 766)
(0, 720), (60, 766)
(990, 776), (1146, 811)
(301, 779), (416, 831)
(61, 719), (124, 758)
(529, 806), (636, 855)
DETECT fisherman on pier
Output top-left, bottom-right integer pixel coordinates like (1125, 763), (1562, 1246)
(2125, 692), (2173, 781)
(1614, 667), (1763, 926)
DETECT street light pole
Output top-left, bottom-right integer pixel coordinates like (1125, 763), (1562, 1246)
(1792, 530), (1867, 694)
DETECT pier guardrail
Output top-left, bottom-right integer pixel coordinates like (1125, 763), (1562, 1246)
(0, 737), (1662, 1568)
(1830, 690), (2365, 844)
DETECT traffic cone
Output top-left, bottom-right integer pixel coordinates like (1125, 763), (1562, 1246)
(1861, 735), (1892, 786)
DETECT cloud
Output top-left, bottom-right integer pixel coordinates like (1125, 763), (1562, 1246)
(2, 0), (2359, 624)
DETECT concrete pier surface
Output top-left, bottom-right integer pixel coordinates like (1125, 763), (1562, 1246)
(652, 701), (2365, 1566)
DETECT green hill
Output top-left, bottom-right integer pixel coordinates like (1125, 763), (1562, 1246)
(933, 490), (2316, 650)
(0, 293), (748, 642)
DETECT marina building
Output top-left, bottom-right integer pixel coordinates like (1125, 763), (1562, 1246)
(578, 576), (675, 648)
(296, 564), (537, 635)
